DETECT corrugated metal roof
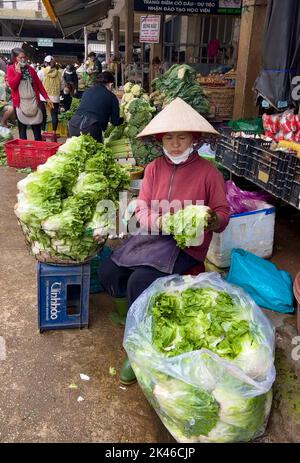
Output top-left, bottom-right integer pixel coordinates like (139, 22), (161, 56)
(0, 41), (23, 54)
(43, 0), (112, 37)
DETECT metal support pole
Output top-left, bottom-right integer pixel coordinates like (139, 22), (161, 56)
(84, 26), (88, 62)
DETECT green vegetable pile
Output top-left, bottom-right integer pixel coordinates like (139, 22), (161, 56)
(150, 64), (210, 115)
(152, 288), (260, 361)
(15, 135), (130, 262)
(162, 205), (210, 249)
(124, 273), (275, 443)
(59, 97), (80, 123)
(0, 126), (13, 166)
(104, 83), (162, 166)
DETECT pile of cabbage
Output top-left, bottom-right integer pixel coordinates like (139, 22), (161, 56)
(124, 273), (276, 443)
(162, 205), (210, 249)
(105, 83), (162, 166)
(15, 135), (130, 262)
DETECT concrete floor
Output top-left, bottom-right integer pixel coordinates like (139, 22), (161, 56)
(0, 165), (300, 443)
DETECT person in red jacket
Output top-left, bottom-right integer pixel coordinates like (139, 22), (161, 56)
(98, 97), (230, 385)
(6, 48), (53, 140)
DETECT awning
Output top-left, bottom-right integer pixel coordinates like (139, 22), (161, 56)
(0, 41), (23, 54)
(42, 0), (112, 37)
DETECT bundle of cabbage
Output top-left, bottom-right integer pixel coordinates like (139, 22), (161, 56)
(104, 83), (161, 166)
(162, 205), (210, 249)
(15, 134), (130, 262)
(124, 272), (276, 443)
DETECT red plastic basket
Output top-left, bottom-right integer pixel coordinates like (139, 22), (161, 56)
(5, 139), (62, 169)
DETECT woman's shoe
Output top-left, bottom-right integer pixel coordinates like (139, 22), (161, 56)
(109, 297), (128, 326)
(120, 358), (137, 385)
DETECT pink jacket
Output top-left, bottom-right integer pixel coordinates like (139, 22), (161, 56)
(136, 152), (230, 263)
(6, 64), (49, 108)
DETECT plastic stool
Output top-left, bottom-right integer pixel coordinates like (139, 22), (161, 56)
(37, 262), (90, 332)
(42, 132), (60, 142)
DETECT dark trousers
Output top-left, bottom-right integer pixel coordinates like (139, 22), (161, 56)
(98, 251), (199, 307)
(16, 117), (42, 141)
(41, 102), (60, 131)
(68, 114), (103, 143)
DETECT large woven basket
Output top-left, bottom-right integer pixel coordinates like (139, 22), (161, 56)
(18, 219), (107, 265)
(203, 86), (235, 121)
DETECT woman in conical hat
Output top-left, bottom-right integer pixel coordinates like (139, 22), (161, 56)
(99, 98), (230, 385)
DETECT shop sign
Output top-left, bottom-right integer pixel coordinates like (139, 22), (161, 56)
(37, 38), (54, 47)
(140, 15), (161, 43)
(134, 0), (242, 15)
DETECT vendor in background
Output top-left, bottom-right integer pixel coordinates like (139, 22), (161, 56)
(38, 55), (65, 137)
(63, 64), (78, 96)
(85, 52), (102, 87)
(0, 103), (15, 127)
(151, 56), (164, 79)
(60, 83), (72, 112)
(6, 48), (52, 141)
(68, 71), (123, 143)
(98, 98), (230, 385)
(76, 57), (87, 98)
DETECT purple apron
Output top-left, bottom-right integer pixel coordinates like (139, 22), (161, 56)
(111, 234), (180, 274)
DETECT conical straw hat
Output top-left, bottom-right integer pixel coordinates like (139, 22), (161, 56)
(137, 97), (219, 138)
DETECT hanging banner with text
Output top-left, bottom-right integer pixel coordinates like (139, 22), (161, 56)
(134, 0), (242, 15)
(140, 15), (161, 43)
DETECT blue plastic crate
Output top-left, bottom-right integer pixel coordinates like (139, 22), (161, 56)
(37, 262), (90, 332)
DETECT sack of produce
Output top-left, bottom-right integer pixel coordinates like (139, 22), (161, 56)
(15, 134), (130, 263)
(124, 272), (275, 443)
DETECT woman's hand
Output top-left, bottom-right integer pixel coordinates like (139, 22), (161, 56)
(46, 99), (54, 110)
(15, 62), (21, 73)
(205, 209), (220, 232)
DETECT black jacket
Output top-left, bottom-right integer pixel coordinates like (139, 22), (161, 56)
(76, 84), (123, 131)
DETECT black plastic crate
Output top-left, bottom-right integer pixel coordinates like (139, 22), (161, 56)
(215, 128), (253, 176)
(245, 140), (289, 198)
(282, 154), (300, 209)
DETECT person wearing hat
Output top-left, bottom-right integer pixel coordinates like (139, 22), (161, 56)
(98, 97), (231, 385)
(38, 55), (64, 137)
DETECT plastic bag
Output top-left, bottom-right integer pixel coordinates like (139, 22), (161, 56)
(0, 125), (12, 142)
(227, 249), (294, 313)
(124, 272), (275, 443)
(226, 181), (274, 215)
(228, 117), (264, 134)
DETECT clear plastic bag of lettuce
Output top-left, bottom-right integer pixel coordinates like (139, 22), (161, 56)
(124, 272), (276, 443)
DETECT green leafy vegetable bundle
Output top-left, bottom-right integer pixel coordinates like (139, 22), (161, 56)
(104, 84), (161, 166)
(124, 273), (275, 443)
(150, 64), (210, 115)
(59, 97), (80, 123)
(15, 134), (130, 262)
(162, 205), (210, 249)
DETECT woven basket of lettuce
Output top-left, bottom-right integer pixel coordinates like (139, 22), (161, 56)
(124, 272), (275, 443)
(15, 135), (130, 264)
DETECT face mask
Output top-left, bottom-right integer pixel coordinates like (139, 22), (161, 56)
(19, 61), (27, 68)
(163, 145), (193, 164)
(64, 89), (70, 95)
